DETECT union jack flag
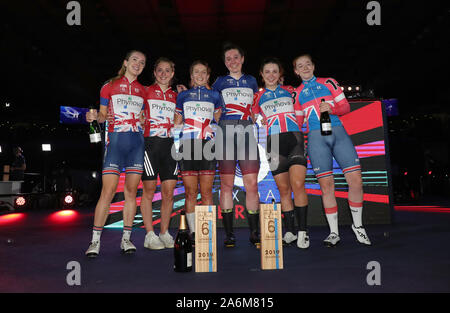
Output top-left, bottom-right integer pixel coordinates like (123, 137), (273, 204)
(226, 102), (251, 120)
(266, 112), (300, 135)
(149, 117), (173, 137)
(113, 112), (141, 132)
(183, 118), (214, 140)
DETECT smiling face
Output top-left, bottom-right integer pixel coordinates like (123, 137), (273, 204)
(154, 61), (174, 87)
(261, 63), (281, 89)
(224, 49), (244, 75)
(191, 63), (210, 87)
(294, 55), (315, 81)
(124, 51), (146, 77)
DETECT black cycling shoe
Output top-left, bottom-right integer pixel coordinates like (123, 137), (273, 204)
(224, 233), (236, 248)
(249, 231), (261, 249)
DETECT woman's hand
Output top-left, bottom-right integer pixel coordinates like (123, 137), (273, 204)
(107, 112), (115, 124)
(86, 109), (98, 122)
(319, 100), (332, 113)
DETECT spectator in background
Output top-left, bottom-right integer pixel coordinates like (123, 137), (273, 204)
(10, 147), (26, 181)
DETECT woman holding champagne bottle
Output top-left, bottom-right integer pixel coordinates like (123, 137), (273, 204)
(293, 54), (371, 247)
(85, 50), (147, 257)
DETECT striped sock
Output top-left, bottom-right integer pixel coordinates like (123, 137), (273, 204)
(349, 200), (363, 228)
(92, 226), (103, 242)
(324, 206), (339, 235)
(122, 226), (132, 240)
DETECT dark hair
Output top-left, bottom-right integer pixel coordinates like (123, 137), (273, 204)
(222, 42), (245, 61)
(110, 50), (146, 84)
(260, 57), (284, 77)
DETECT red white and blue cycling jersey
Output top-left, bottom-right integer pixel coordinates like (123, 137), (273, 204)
(176, 86), (223, 140)
(295, 76), (349, 132)
(100, 76), (146, 133)
(144, 84), (177, 138)
(253, 85), (304, 136)
(212, 74), (258, 121)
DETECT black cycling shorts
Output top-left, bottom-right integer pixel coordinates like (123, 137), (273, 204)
(178, 139), (217, 176)
(266, 131), (307, 177)
(142, 136), (178, 181)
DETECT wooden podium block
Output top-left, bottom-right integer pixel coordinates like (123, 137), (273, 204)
(195, 205), (217, 272)
(260, 203), (283, 270)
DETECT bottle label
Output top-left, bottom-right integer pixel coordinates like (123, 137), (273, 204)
(321, 123), (332, 132)
(90, 133), (101, 143)
(187, 252), (192, 267)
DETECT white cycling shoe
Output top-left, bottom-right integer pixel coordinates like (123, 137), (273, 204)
(282, 231), (297, 245)
(159, 232), (175, 248)
(121, 238), (137, 254)
(351, 224), (372, 245)
(144, 231), (165, 250)
(85, 241), (100, 258)
(323, 232), (340, 247)
(297, 231), (310, 249)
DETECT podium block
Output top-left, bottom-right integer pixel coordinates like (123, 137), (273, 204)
(195, 205), (217, 272)
(260, 203), (283, 270)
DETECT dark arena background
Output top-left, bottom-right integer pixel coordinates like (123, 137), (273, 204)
(0, 0), (449, 301)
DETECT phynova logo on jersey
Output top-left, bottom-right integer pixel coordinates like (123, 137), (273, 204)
(185, 105), (213, 114)
(224, 89), (253, 100)
(151, 103), (174, 113)
(116, 97), (143, 108)
(264, 99), (292, 112)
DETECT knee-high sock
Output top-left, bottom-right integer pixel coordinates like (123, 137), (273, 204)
(294, 205), (308, 231)
(283, 210), (296, 234)
(349, 200), (363, 228)
(324, 206), (339, 235)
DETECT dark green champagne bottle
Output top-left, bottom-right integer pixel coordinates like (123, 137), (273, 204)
(320, 99), (332, 136)
(174, 210), (193, 272)
(88, 107), (101, 143)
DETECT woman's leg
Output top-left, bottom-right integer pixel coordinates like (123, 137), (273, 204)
(122, 173), (142, 242)
(160, 179), (177, 234)
(199, 175), (214, 205)
(93, 174), (120, 230)
(183, 175), (199, 234)
(140, 180), (157, 233)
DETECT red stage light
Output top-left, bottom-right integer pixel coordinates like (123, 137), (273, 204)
(0, 213), (25, 225)
(49, 210), (78, 223)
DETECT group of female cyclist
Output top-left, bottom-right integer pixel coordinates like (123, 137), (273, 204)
(85, 43), (371, 258)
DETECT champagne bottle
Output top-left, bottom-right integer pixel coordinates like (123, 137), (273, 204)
(174, 210), (193, 272)
(320, 99), (332, 136)
(88, 106), (102, 143)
